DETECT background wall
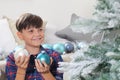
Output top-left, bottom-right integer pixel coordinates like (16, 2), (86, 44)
(0, 0), (96, 29)
(0, 0), (97, 71)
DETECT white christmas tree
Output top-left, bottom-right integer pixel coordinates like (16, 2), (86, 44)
(71, 0), (120, 33)
(58, 0), (120, 80)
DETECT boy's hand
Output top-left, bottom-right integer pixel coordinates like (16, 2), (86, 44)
(35, 57), (53, 73)
(15, 55), (30, 70)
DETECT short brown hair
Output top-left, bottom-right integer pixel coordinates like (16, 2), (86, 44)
(16, 13), (43, 32)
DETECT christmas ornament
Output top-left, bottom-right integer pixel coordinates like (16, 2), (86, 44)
(37, 50), (50, 65)
(53, 43), (65, 54)
(77, 42), (88, 49)
(42, 44), (53, 49)
(64, 42), (74, 53)
(13, 45), (29, 59)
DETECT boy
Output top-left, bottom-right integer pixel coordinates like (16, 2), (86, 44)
(5, 13), (63, 80)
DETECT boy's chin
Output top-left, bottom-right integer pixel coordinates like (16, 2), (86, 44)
(33, 45), (41, 48)
(32, 43), (41, 47)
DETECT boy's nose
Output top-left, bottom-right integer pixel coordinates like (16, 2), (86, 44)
(34, 31), (40, 36)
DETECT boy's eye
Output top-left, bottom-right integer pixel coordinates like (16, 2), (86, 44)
(38, 28), (44, 32)
(28, 30), (33, 33)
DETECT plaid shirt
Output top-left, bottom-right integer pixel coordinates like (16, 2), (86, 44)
(5, 46), (63, 80)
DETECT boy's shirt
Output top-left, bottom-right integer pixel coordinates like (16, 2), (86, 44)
(6, 46), (63, 80)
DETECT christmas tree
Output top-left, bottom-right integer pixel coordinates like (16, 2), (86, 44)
(58, 0), (120, 80)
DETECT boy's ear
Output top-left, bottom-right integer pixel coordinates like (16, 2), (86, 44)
(17, 32), (23, 40)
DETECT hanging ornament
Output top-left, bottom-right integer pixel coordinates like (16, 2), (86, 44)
(37, 50), (50, 65)
(42, 44), (53, 49)
(64, 42), (74, 53)
(53, 43), (65, 55)
(13, 45), (29, 59)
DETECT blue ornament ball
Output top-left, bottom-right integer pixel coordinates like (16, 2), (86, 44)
(64, 42), (74, 53)
(37, 51), (50, 65)
(42, 44), (53, 49)
(53, 43), (65, 55)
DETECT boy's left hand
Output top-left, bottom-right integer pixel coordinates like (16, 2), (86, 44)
(35, 57), (53, 73)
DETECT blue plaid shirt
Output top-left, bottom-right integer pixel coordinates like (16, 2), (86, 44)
(5, 46), (63, 80)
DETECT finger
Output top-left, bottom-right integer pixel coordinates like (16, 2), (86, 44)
(15, 56), (23, 67)
(41, 61), (49, 72)
(23, 55), (30, 64)
(50, 57), (53, 65)
(35, 59), (40, 71)
(35, 59), (42, 72)
(22, 55), (30, 68)
(15, 56), (20, 65)
(37, 59), (43, 67)
(35, 59), (39, 68)
(42, 61), (48, 67)
(19, 55), (25, 64)
(19, 55), (27, 69)
(35, 59), (45, 72)
(15, 56), (20, 63)
(43, 62), (49, 72)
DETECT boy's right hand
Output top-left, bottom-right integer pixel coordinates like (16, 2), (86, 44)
(15, 55), (30, 70)
(15, 55), (30, 79)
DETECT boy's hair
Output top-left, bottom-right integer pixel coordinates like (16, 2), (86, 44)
(16, 13), (43, 32)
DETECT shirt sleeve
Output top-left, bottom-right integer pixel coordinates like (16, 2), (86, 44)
(5, 53), (17, 80)
(49, 51), (63, 80)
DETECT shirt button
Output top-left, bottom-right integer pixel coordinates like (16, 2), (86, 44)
(34, 67), (36, 69)
(34, 56), (36, 58)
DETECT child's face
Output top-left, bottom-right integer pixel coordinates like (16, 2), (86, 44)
(17, 26), (44, 47)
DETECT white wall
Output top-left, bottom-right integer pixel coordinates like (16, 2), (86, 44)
(0, 0), (96, 29)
